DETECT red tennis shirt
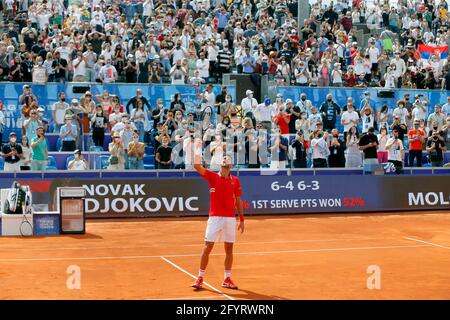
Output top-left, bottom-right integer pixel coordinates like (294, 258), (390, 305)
(201, 169), (243, 220)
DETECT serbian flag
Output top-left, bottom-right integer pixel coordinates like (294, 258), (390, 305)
(417, 44), (449, 60)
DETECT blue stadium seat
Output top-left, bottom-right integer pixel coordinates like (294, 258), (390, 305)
(47, 156), (57, 168)
(66, 155), (75, 169)
(96, 155), (111, 170)
(145, 146), (154, 154)
(89, 145), (104, 152)
(144, 155), (155, 165)
(144, 164), (155, 170)
(0, 157), (4, 171)
(45, 166), (58, 171)
(56, 138), (62, 151)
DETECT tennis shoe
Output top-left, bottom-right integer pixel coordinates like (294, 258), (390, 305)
(192, 276), (203, 289)
(222, 277), (238, 290)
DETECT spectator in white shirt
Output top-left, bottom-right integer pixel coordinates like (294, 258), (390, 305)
(390, 52), (407, 88)
(72, 50), (87, 82)
(296, 93), (313, 116)
(385, 129), (404, 174)
(241, 90), (258, 118)
(393, 100), (409, 125)
(170, 60), (188, 85)
(341, 98), (360, 140)
(308, 106), (322, 132)
(98, 59), (118, 84)
(68, 150), (89, 171)
(196, 51), (210, 83)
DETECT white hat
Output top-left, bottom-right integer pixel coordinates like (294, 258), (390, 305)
(246, 90), (253, 95)
(286, 99), (293, 104)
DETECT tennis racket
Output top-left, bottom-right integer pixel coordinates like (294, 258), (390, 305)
(20, 212), (33, 237)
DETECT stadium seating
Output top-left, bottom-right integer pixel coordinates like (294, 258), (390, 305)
(96, 155), (110, 170)
(65, 155), (75, 169)
(55, 138), (62, 152)
(89, 146), (104, 152)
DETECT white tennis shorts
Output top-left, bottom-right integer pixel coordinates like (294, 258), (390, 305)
(205, 216), (236, 243)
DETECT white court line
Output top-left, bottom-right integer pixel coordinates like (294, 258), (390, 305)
(160, 256), (235, 301)
(0, 244), (431, 263)
(404, 237), (450, 250)
(147, 295), (223, 300)
(0, 238), (399, 251)
(183, 238), (388, 247)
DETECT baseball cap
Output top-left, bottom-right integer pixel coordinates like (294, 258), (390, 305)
(264, 98), (271, 105)
(9, 132), (16, 137)
(246, 90), (253, 95)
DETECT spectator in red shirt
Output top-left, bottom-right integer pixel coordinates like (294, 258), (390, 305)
(408, 119), (425, 167)
(192, 153), (244, 291)
(273, 104), (291, 135)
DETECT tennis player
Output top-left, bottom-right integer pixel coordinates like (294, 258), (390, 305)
(192, 153), (245, 290)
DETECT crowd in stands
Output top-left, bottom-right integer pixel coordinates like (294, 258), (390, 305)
(0, 84), (449, 172)
(0, 0), (449, 89)
(0, 0), (449, 172)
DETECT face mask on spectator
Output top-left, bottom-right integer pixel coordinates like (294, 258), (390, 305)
(226, 97), (231, 102)
(10, 137), (16, 143)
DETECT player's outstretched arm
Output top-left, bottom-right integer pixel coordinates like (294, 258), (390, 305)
(193, 138), (205, 176)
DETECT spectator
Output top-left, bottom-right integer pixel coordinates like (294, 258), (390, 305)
(377, 127), (389, 164)
(32, 55), (47, 84)
(128, 131), (145, 170)
(68, 150), (89, 171)
(319, 94), (341, 132)
(269, 126), (289, 169)
(118, 119), (136, 170)
(408, 120), (426, 167)
(196, 52), (210, 83)
(90, 105), (108, 149)
(291, 130), (308, 168)
(390, 116), (408, 144)
(346, 126), (362, 168)
(155, 134), (173, 169)
(80, 91), (96, 135)
(241, 90), (258, 120)
(52, 92), (69, 133)
(308, 106), (323, 133)
(311, 130), (329, 168)
(2, 132), (24, 172)
(125, 89), (151, 115)
(151, 99), (168, 130)
(393, 100), (409, 126)
(52, 51), (68, 83)
(273, 104), (290, 135)
(427, 105), (445, 131)
(286, 99), (300, 134)
(30, 127), (48, 171)
(386, 129), (405, 174)
(19, 136), (31, 170)
(296, 93), (313, 116)
(377, 105), (390, 131)
(99, 59), (118, 84)
(108, 132), (125, 170)
(23, 109), (43, 140)
(72, 51), (87, 83)
(426, 131), (447, 167)
(361, 106), (376, 134)
(170, 60), (188, 85)
(358, 127), (379, 168)
(130, 99), (147, 142)
(327, 129), (345, 168)
(341, 98), (360, 141)
(60, 115), (78, 152)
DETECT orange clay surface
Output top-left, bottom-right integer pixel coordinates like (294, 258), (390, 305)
(1, 211), (450, 300)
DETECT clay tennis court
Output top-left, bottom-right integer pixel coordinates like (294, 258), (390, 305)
(1, 211), (450, 300)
